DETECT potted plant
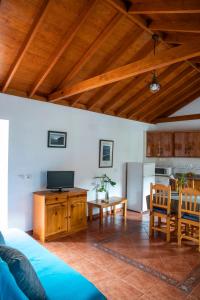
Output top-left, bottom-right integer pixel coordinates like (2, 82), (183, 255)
(94, 174), (116, 202)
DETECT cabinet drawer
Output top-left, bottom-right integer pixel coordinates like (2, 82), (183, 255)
(45, 196), (67, 205)
(69, 196), (86, 204)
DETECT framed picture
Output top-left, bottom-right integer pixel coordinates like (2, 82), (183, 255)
(99, 140), (114, 168)
(48, 131), (67, 148)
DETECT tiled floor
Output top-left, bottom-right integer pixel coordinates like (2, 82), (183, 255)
(43, 211), (200, 300)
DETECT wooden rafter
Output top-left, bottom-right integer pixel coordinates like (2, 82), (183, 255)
(87, 39), (153, 110)
(147, 76), (200, 122)
(149, 19), (200, 33)
(49, 42), (200, 102)
(155, 113), (200, 124)
(115, 75), (154, 116)
(125, 63), (183, 118)
(138, 69), (196, 121)
(1, 0), (50, 93)
(56, 13), (122, 90)
(156, 89), (200, 118)
(105, 0), (200, 74)
(129, 0), (200, 14)
(190, 57), (200, 64)
(70, 27), (142, 107)
(163, 32), (200, 45)
(102, 76), (143, 113)
(105, 0), (151, 34)
(127, 64), (190, 119)
(29, 0), (97, 97)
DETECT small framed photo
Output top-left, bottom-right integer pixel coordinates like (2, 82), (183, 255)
(99, 140), (114, 168)
(48, 131), (67, 148)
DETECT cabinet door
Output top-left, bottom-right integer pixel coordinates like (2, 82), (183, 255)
(146, 132), (173, 157)
(190, 133), (200, 157)
(68, 197), (87, 232)
(175, 132), (200, 157)
(159, 132), (174, 157)
(146, 132), (159, 157)
(174, 132), (186, 156)
(45, 203), (68, 236)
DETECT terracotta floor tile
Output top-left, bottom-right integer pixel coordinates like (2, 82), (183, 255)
(96, 278), (143, 300)
(148, 281), (187, 300)
(124, 268), (158, 292)
(189, 283), (200, 299)
(40, 211), (200, 300)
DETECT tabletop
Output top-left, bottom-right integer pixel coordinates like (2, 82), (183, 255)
(87, 197), (127, 208)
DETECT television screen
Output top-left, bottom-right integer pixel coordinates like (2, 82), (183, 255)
(47, 171), (74, 190)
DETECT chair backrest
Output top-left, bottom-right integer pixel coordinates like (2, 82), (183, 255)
(179, 188), (200, 218)
(150, 183), (171, 214)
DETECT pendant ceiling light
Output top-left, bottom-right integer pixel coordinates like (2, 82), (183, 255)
(149, 34), (160, 93)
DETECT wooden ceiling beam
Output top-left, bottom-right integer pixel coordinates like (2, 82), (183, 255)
(189, 57), (200, 64)
(125, 63), (183, 118)
(1, 90), (47, 102)
(139, 70), (198, 121)
(102, 76), (143, 113)
(149, 19), (200, 33)
(49, 42), (200, 102)
(29, 0), (97, 97)
(70, 27), (142, 107)
(57, 13), (122, 90)
(158, 89), (200, 118)
(115, 75), (154, 116)
(105, 0), (152, 34)
(106, 0), (200, 75)
(163, 32), (200, 45)
(87, 39), (153, 110)
(103, 75), (149, 113)
(155, 113), (200, 124)
(147, 76), (200, 122)
(1, 0), (50, 93)
(129, 0), (200, 14)
(127, 65), (191, 120)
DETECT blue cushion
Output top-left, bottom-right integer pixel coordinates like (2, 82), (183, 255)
(0, 231), (5, 244)
(153, 207), (167, 214)
(0, 245), (47, 300)
(0, 258), (28, 300)
(3, 229), (106, 300)
(182, 213), (200, 222)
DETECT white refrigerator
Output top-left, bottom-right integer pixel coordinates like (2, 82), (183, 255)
(126, 162), (155, 212)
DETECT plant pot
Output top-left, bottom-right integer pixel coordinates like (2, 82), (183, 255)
(105, 191), (109, 202)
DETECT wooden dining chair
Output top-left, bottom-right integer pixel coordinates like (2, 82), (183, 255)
(149, 183), (175, 242)
(178, 188), (200, 252)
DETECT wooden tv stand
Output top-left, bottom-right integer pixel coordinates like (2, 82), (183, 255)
(33, 188), (87, 242)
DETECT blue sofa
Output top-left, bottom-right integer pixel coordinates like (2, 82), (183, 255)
(2, 229), (106, 300)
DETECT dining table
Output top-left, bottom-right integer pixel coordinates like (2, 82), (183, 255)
(146, 191), (200, 214)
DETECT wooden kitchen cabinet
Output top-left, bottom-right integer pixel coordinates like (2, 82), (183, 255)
(33, 188), (87, 242)
(146, 131), (174, 157)
(174, 132), (200, 157)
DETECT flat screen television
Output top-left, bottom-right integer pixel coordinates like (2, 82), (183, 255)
(47, 171), (74, 191)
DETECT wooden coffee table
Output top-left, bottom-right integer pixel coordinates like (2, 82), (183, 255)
(87, 197), (127, 225)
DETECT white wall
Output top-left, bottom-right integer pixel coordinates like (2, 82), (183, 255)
(0, 93), (152, 231)
(0, 120), (9, 230)
(154, 97), (200, 174)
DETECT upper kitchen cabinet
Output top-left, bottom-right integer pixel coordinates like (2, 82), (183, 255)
(174, 132), (200, 157)
(146, 132), (174, 157)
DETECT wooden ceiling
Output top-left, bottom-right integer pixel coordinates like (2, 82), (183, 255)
(0, 0), (200, 123)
